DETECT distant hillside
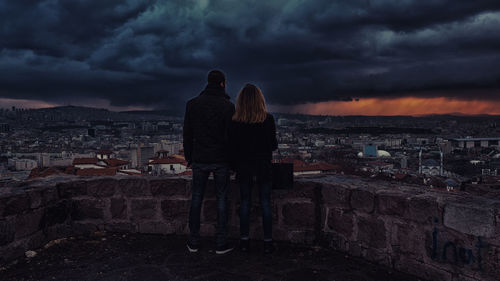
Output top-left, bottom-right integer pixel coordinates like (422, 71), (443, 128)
(30, 106), (178, 121)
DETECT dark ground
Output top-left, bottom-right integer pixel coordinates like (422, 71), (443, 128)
(1, 232), (422, 281)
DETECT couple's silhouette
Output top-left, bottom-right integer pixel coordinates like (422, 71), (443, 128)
(183, 70), (277, 254)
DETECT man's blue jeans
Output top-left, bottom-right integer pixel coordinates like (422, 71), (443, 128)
(188, 163), (230, 247)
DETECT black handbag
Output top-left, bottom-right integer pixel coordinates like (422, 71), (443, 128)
(271, 162), (293, 189)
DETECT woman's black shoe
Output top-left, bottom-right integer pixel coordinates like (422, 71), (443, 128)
(239, 239), (250, 252)
(263, 241), (275, 254)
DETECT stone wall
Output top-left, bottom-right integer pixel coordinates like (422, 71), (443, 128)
(1, 175), (499, 281)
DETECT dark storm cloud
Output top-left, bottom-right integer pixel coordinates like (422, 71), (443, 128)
(0, 0), (500, 113)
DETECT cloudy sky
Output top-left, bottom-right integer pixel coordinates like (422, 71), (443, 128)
(1, 0), (500, 115)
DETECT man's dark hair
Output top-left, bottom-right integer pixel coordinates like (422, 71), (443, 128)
(207, 69), (226, 84)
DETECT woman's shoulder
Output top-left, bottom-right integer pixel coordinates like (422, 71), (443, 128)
(265, 113), (275, 123)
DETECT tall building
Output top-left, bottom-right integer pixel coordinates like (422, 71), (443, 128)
(0, 123), (10, 133)
(139, 146), (155, 168)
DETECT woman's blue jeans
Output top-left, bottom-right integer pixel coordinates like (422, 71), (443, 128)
(237, 160), (272, 241)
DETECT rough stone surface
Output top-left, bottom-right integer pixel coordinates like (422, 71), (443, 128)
(326, 208), (355, 239)
(444, 203), (495, 238)
(1, 233), (421, 281)
(357, 216), (387, 249)
(408, 194), (441, 224)
(202, 200), (217, 222)
(377, 191), (408, 216)
(71, 199), (105, 221)
(130, 199), (157, 220)
(0, 219), (15, 246)
(27, 190), (42, 209)
(119, 178), (150, 197)
(45, 201), (70, 226)
(350, 188), (375, 213)
(57, 181), (87, 199)
(15, 209), (44, 239)
(321, 183), (351, 209)
(110, 198), (127, 219)
(150, 179), (189, 197)
(87, 179), (116, 197)
(4, 194), (30, 216)
(1, 176), (500, 281)
(274, 181), (315, 200)
(282, 202), (315, 228)
(161, 199), (190, 219)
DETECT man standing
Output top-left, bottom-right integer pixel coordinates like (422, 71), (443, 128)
(183, 70), (235, 254)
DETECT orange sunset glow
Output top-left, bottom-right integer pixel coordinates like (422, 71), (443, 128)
(271, 97), (500, 116)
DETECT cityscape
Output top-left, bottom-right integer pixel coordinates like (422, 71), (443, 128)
(2, 1), (500, 280)
(1, 105), (499, 196)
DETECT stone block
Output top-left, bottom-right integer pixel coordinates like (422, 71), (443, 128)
(274, 181), (315, 200)
(71, 199), (105, 220)
(27, 189), (43, 209)
(151, 179), (189, 197)
(326, 208), (354, 239)
(350, 188), (375, 213)
(287, 230), (315, 244)
(282, 202), (315, 228)
(87, 178), (116, 197)
(57, 181), (87, 199)
(357, 216), (387, 249)
(161, 199), (190, 220)
(391, 222), (426, 258)
(408, 194), (441, 224)
(482, 244), (500, 279)
(377, 191), (408, 216)
(46, 224), (72, 241)
(0, 244), (25, 265)
(131, 199), (157, 220)
(119, 178), (151, 197)
(138, 221), (169, 234)
(199, 223), (216, 237)
(42, 187), (59, 205)
(321, 184), (351, 209)
(0, 218), (15, 246)
(393, 256), (452, 281)
(110, 198), (127, 219)
(443, 203), (495, 238)
(71, 221), (100, 235)
(4, 194), (30, 216)
(363, 247), (391, 266)
(203, 200), (217, 222)
(15, 209), (45, 239)
(0, 196), (6, 217)
(45, 200), (70, 226)
(27, 230), (47, 250)
(105, 222), (137, 233)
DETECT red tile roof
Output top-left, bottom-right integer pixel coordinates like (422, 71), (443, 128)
(29, 167), (71, 178)
(73, 158), (99, 165)
(149, 158), (187, 165)
(118, 170), (143, 176)
(76, 168), (117, 176)
(103, 158), (129, 167)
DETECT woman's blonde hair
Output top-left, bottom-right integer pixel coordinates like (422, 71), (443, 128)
(232, 83), (267, 123)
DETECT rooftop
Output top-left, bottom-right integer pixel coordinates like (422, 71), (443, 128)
(1, 232), (419, 281)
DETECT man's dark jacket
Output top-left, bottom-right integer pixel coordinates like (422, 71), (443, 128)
(183, 83), (235, 164)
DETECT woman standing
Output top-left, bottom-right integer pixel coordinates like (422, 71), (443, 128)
(229, 83), (278, 253)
